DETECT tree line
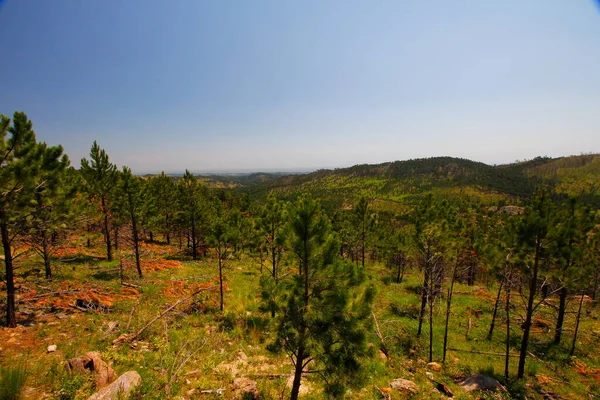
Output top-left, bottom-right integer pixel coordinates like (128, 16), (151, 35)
(1, 112), (599, 395)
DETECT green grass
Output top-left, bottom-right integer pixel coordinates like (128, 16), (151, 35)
(0, 364), (28, 400)
(2, 241), (600, 399)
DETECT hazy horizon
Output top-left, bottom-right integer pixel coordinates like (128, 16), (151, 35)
(137, 152), (598, 177)
(1, 1), (599, 173)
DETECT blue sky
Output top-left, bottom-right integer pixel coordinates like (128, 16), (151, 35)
(1, 0), (599, 173)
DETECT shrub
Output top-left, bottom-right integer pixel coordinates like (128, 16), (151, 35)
(0, 364), (28, 400)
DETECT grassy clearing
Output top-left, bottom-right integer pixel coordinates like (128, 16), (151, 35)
(1, 240), (599, 399)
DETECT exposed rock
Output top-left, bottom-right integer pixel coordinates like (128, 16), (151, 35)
(215, 352), (249, 377)
(427, 362), (442, 371)
(231, 377), (259, 399)
(47, 344), (57, 353)
(436, 382), (454, 397)
(390, 378), (419, 395)
(426, 371), (435, 381)
(68, 351), (116, 389)
(105, 321), (119, 333)
(237, 351), (248, 362)
(459, 374), (504, 392)
(112, 333), (129, 345)
(88, 371), (141, 400)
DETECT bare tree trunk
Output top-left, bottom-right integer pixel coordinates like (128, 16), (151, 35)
(1, 211), (17, 328)
(396, 256), (405, 283)
(443, 261), (458, 363)
(554, 286), (567, 344)
(505, 275), (511, 380)
(191, 215), (197, 260)
(87, 223), (91, 248)
(218, 252), (224, 312)
(518, 238), (541, 379)
(429, 296), (434, 362)
(467, 256), (476, 286)
(101, 196), (112, 261)
(570, 293), (585, 356)
(41, 230), (52, 280)
(132, 213), (142, 278)
(417, 254), (430, 337)
(290, 342), (305, 400)
(487, 279), (504, 341)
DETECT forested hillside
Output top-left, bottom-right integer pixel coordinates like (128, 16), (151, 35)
(209, 154), (600, 210)
(1, 112), (600, 400)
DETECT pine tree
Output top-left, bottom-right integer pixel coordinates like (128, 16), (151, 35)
(208, 203), (233, 312)
(516, 189), (552, 379)
(145, 172), (177, 244)
(117, 166), (144, 277)
(80, 141), (117, 261)
(550, 197), (592, 345)
(258, 193), (287, 283)
(178, 170), (210, 260)
(23, 151), (74, 279)
(269, 195), (375, 399)
(354, 196), (374, 268)
(0, 112), (66, 327)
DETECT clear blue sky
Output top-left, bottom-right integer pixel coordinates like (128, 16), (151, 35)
(1, 0), (599, 173)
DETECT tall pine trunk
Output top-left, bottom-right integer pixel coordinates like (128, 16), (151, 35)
(505, 274), (511, 380)
(191, 214), (197, 260)
(570, 293), (585, 356)
(443, 262), (458, 362)
(290, 341), (305, 400)
(428, 296), (434, 362)
(417, 251), (430, 337)
(487, 280), (504, 340)
(554, 286), (567, 344)
(132, 212), (142, 278)
(291, 240), (311, 400)
(101, 196), (112, 261)
(41, 230), (52, 280)
(1, 211), (17, 328)
(517, 237), (541, 379)
(218, 253), (224, 311)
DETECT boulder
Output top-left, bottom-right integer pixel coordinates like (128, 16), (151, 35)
(390, 378), (419, 395)
(459, 374), (504, 392)
(47, 344), (57, 353)
(88, 371), (141, 400)
(67, 351), (116, 388)
(231, 377), (258, 399)
(427, 362), (442, 371)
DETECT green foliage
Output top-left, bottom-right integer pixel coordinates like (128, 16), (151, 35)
(267, 195), (376, 397)
(80, 140), (118, 261)
(0, 364), (27, 400)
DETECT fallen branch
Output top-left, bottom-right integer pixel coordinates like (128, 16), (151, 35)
(199, 388), (225, 395)
(127, 285), (217, 342)
(126, 297), (142, 331)
(18, 289), (83, 302)
(448, 348), (519, 357)
(372, 312), (390, 359)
